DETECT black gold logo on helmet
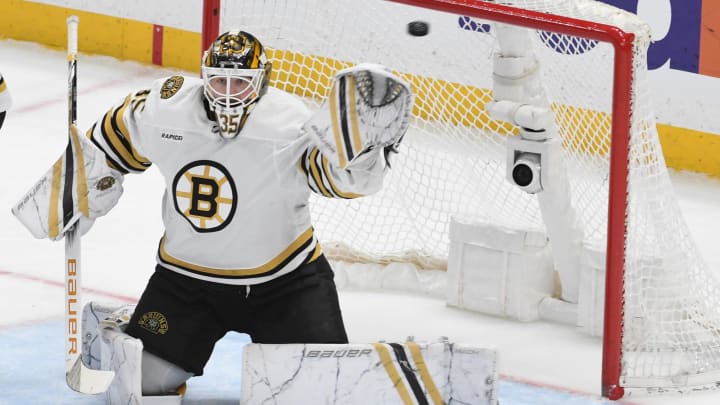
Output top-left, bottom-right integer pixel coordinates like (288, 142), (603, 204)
(160, 75), (184, 99)
(221, 34), (244, 53)
(137, 311), (169, 335)
(172, 160), (237, 233)
(206, 31), (266, 69)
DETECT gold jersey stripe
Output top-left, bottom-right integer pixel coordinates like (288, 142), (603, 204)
(298, 150), (309, 178)
(132, 98), (147, 112)
(100, 108), (144, 171)
(308, 242), (322, 263)
(131, 89), (150, 112)
(86, 125), (129, 175)
(158, 227), (315, 277)
(114, 95), (150, 164)
(99, 100), (147, 171)
(113, 95), (150, 165)
(308, 148), (332, 197)
(104, 158), (124, 173)
(406, 342), (445, 405)
(320, 154), (363, 199)
(372, 343), (414, 405)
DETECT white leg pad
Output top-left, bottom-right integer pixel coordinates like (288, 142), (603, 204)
(82, 302), (132, 370)
(240, 340), (498, 404)
(102, 328), (144, 404)
(101, 329), (182, 405)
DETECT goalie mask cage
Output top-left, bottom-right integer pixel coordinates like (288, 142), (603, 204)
(202, 0), (720, 400)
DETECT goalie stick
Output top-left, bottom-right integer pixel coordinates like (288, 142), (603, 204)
(64, 15), (114, 394)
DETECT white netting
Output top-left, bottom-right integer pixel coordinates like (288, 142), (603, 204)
(217, 0), (720, 393)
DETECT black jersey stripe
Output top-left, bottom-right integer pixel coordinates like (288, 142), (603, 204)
(111, 96), (150, 166)
(99, 106), (148, 172)
(307, 242), (322, 263)
(389, 343), (430, 405)
(104, 95), (149, 170)
(299, 149), (309, 177)
(134, 89), (151, 99)
(98, 107), (137, 170)
(109, 96), (150, 167)
(301, 147), (364, 199)
(320, 155), (363, 199)
(157, 228), (316, 280)
(131, 89), (150, 112)
(300, 148), (324, 195)
(308, 148), (333, 197)
(96, 111), (138, 172)
(87, 123), (129, 174)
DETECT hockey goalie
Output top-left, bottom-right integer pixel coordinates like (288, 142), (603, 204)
(13, 31), (496, 404)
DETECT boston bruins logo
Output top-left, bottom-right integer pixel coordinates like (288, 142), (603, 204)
(160, 75), (184, 99)
(137, 311), (169, 335)
(172, 160), (237, 233)
(95, 175), (116, 191)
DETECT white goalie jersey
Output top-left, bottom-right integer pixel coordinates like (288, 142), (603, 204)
(87, 75), (388, 285)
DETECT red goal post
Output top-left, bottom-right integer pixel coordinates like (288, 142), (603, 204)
(374, 4), (634, 399)
(201, 0), (719, 400)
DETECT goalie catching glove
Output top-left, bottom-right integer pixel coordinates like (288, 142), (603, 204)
(303, 63), (413, 169)
(12, 125), (124, 241)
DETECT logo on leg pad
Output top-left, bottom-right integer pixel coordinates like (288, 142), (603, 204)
(137, 311), (169, 335)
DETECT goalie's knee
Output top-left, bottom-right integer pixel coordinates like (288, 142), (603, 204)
(101, 328), (187, 403)
(141, 351), (194, 396)
(82, 302), (189, 402)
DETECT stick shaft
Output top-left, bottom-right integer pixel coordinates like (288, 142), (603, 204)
(65, 14), (81, 376)
(63, 15), (114, 394)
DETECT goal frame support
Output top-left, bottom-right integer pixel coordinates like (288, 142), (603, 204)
(201, 0), (636, 399)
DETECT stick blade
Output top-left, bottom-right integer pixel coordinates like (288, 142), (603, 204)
(66, 356), (114, 394)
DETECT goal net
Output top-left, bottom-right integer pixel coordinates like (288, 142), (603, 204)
(207, 0), (720, 398)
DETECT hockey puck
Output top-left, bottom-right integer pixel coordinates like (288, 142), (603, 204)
(407, 21), (429, 37)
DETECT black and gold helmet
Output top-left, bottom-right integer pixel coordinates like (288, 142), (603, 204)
(201, 31), (272, 138)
